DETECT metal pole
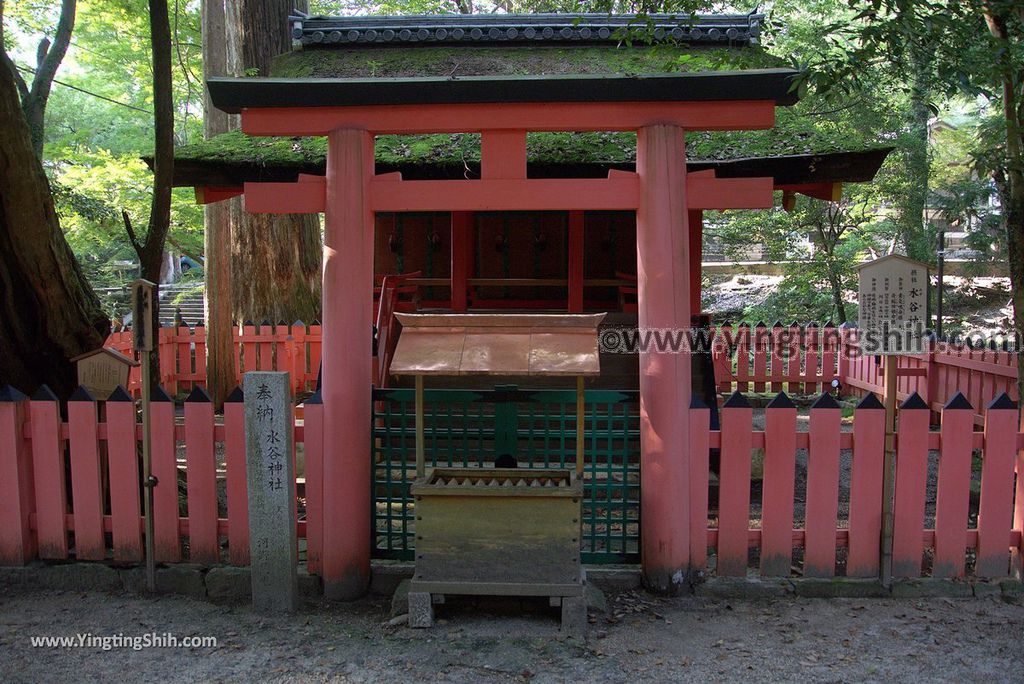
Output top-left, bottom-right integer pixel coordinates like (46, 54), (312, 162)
(415, 374), (425, 479)
(880, 356), (897, 587)
(935, 230), (945, 339)
(132, 279), (157, 593)
(141, 347), (156, 592)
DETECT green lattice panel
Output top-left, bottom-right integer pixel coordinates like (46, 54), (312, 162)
(371, 387), (640, 563)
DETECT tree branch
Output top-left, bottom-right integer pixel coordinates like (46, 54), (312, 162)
(27, 0), (76, 104)
(121, 209), (142, 254)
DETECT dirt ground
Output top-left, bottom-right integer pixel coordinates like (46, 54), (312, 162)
(2, 587), (1021, 683)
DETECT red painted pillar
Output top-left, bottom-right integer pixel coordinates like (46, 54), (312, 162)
(636, 124), (692, 594)
(688, 209), (703, 314)
(322, 128), (375, 599)
(450, 212), (472, 312)
(568, 211), (585, 312)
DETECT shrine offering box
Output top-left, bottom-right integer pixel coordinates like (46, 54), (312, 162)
(410, 467), (584, 597)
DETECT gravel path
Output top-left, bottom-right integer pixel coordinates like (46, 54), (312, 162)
(2, 587), (1021, 683)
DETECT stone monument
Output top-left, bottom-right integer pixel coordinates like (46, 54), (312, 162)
(244, 371), (299, 613)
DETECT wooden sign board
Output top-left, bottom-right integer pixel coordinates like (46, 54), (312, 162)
(71, 348), (139, 399)
(857, 254), (930, 355)
(131, 279), (156, 352)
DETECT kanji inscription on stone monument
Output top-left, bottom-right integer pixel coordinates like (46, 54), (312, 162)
(244, 371), (298, 613)
(857, 254), (931, 355)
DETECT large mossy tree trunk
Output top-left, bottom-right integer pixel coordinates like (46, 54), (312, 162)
(0, 55), (109, 397)
(201, 0), (240, 408)
(982, 7), (1024, 427)
(232, 0), (321, 325)
(898, 45), (933, 262)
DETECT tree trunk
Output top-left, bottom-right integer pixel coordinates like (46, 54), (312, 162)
(201, 0), (239, 408)
(983, 8), (1023, 422)
(131, 0), (175, 392)
(899, 45), (933, 262)
(825, 264), (848, 324)
(0, 57), (108, 397)
(232, 0), (321, 325)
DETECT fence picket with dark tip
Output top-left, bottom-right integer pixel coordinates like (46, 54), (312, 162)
(753, 323), (767, 392)
(30, 385), (67, 559)
(801, 323), (817, 394)
(735, 323), (750, 392)
(713, 323), (733, 393)
(787, 323), (802, 394)
(688, 395), (710, 570)
(68, 387), (105, 561)
(184, 386), (219, 564)
(224, 387), (249, 566)
(760, 391), (797, 577)
(804, 393), (841, 578)
(891, 393), (930, 579)
(976, 394), (1018, 577)
(241, 321), (258, 382)
(770, 322), (784, 393)
(846, 393), (885, 577)
(194, 322), (207, 389)
(106, 386), (143, 562)
(932, 392), (974, 578)
(308, 322), (323, 391)
(151, 386), (181, 562)
(718, 391), (752, 576)
(292, 320), (308, 393)
(821, 322), (836, 391)
(0, 387), (32, 564)
(304, 389), (325, 575)
(159, 325), (177, 395)
(176, 321), (193, 391)
(258, 321), (274, 372)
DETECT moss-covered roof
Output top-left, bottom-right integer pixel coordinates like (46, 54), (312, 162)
(270, 44), (785, 79)
(174, 44), (888, 185)
(174, 101), (886, 184)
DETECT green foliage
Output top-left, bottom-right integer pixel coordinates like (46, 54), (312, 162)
(4, 0), (204, 297)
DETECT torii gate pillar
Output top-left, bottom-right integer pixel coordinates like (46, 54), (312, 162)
(636, 124), (693, 594)
(321, 128), (374, 599)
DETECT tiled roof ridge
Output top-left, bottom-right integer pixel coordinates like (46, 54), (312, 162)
(289, 11), (763, 48)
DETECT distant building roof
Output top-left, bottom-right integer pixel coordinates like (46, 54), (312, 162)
(289, 12), (764, 48)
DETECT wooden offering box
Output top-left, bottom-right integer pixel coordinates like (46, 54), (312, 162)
(410, 467), (584, 597)
(389, 313), (604, 630)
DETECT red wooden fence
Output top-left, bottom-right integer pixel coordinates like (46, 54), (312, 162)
(840, 329), (1019, 422)
(107, 322), (323, 398)
(712, 322), (841, 395)
(693, 390), (1024, 580)
(0, 385), (324, 570)
(1, 385), (1021, 581)
(711, 323), (1018, 420)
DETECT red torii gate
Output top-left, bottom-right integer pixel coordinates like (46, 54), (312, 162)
(207, 70), (799, 598)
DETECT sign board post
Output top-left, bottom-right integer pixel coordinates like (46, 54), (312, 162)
(856, 255), (930, 587)
(131, 278), (157, 592)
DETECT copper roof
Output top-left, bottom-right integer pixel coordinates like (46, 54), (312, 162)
(389, 313), (605, 377)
